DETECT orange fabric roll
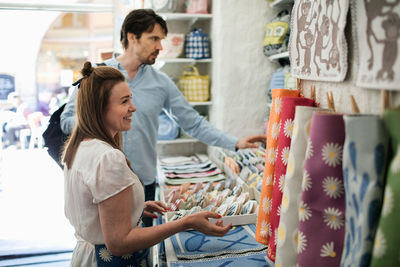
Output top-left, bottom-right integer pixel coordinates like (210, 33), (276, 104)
(255, 89), (300, 245)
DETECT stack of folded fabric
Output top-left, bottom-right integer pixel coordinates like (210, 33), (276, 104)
(160, 154), (225, 185)
(168, 224), (269, 266)
(213, 148), (266, 192)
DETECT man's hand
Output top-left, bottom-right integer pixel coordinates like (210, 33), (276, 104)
(235, 134), (266, 149)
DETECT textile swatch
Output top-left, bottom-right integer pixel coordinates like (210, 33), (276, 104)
(274, 106), (328, 267)
(297, 111), (346, 267)
(169, 224), (266, 260)
(267, 97), (315, 262)
(256, 89), (300, 245)
(169, 250), (270, 267)
(371, 107), (400, 266)
(164, 174), (226, 185)
(340, 115), (388, 267)
(351, 0), (400, 90)
(289, 0), (349, 82)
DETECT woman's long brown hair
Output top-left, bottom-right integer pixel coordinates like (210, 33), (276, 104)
(62, 61), (127, 169)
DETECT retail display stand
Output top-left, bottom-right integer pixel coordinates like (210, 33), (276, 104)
(156, 153), (265, 267)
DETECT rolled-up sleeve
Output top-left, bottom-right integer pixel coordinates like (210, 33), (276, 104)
(165, 80), (238, 151)
(60, 87), (78, 135)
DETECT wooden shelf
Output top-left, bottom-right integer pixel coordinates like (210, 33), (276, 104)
(268, 51), (289, 61)
(157, 137), (200, 145)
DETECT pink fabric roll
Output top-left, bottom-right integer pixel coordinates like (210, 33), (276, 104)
(297, 111), (346, 267)
(267, 97), (315, 262)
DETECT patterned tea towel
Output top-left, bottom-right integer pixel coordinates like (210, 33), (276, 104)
(170, 224), (266, 260)
(289, 0), (349, 81)
(170, 250), (270, 267)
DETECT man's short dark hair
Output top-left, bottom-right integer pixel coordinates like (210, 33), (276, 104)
(120, 9), (168, 50)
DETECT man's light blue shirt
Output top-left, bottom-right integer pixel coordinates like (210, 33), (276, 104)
(60, 57), (238, 185)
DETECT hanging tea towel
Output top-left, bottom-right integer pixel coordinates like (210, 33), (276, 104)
(289, 0), (349, 81)
(352, 1), (400, 90)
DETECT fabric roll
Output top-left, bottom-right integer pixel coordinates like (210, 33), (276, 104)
(256, 89), (300, 245)
(340, 115), (388, 267)
(297, 111), (346, 267)
(274, 106), (328, 267)
(371, 107), (400, 267)
(267, 97), (315, 262)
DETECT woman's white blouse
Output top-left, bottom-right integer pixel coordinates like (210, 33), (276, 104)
(64, 139), (144, 256)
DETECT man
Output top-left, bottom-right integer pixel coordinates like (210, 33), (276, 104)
(60, 9), (265, 226)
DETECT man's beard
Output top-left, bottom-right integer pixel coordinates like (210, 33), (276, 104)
(142, 51), (159, 65)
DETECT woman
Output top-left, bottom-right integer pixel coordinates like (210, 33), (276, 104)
(62, 62), (231, 266)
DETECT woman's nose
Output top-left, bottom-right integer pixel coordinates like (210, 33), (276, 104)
(131, 104), (136, 113)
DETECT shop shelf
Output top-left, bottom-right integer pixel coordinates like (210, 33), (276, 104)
(157, 137), (199, 145)
(156, 58), (212, 63)
(189, 101), (212, 106)
(270, 0), (294, 8)
(268, 51), (289, 61)
(159, 12), (213, 21)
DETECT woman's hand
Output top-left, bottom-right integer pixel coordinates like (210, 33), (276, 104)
(235, 134), (266, 149)
(143, 201), (170, 218)
(183, 211), (232, 236)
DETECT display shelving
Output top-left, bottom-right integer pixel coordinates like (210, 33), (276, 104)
(268, 51), (289, 61)
(156, 9), (213, 151)
(270, 0), (294, 8)
(157, 137), (199, 145)
(156, 58), (212, 63)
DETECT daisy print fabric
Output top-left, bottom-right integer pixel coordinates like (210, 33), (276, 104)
(256, 89), (300, 245)
(266, 97), (314, 262)
(275, 106), (327, 267)
(371, 107), (400, 267)
(297, 111), (346, 267)
(94, 244), (150, 267)
(341, 115), (388, 267)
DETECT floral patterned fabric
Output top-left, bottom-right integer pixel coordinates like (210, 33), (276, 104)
(267, 97), (315, 262)
(340, 115), (388, 267)
(297, 111), (346, 267)
(256, 89), (300, 245)
(274, 106), (328, 267)
(371, 107), (400, 267)
(94, 244), (150, 267)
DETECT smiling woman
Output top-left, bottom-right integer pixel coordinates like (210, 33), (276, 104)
(0, 1), (121, 263)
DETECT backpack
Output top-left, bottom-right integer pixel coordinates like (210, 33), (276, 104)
(42, 63), (106, 168)
(42, 102), (69, 168)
